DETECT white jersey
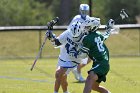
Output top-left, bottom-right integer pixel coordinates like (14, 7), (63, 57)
(57, 30), (83, 64)
(68, 15), (91, 29)
(68, 15), (100, 34)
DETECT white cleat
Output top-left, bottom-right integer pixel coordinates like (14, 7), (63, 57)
(78, 74), (86, 82)
(72, 68), (85, 82)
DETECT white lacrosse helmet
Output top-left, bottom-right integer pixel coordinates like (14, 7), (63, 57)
(69, 22), (84, 42)
(82, 17), (101, 32)
(79, 4), (89, 19)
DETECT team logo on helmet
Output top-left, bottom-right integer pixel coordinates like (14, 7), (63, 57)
(69, 22), (84, 42)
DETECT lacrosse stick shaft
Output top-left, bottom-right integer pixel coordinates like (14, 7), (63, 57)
(30, 36), (48, 71)
(30, 17), (59, 71)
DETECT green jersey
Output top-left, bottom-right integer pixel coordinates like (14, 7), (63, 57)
(81, 31), (109, 63)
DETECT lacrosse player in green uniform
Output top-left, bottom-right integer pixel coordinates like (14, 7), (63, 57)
(76, 19), (115, 93)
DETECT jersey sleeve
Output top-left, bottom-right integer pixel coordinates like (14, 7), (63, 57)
(96, 31), (109, 41)
(57, 30), (68, 44)
(102, 31), (110, 40)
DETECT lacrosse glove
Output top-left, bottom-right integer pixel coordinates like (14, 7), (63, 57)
(47, 22), (53, 30)
(46, 31), (56, 40)
(106, 19), (115, 30)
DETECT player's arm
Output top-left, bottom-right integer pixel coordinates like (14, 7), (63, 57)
(46, 30), (61, 47)
(102, 19), (115, 40)
(46, 30), (69, 47)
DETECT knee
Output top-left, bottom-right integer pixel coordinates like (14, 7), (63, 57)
(85, 74), (94, 84)
(87, 72), (98, 81)
(55, 68), (66, 79)
(86, 74), (93, 81)
(55, 70), (63, 80)
(61, 79), (68, 86)
(92, 86), (99, 91)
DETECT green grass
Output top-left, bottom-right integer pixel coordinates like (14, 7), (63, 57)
(0, 57), (140, 93)
(0, 29), (140, 92)
(0, 29), (140, 58)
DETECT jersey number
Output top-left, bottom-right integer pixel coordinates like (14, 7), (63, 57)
(65, 43), (77, 54)
(95, 37), (104, 52)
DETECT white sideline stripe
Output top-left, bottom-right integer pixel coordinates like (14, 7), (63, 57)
(0, 76), (54, 84)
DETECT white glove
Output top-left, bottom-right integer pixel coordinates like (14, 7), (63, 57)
(106, 19), (115, 30)
(45, 31), (56, 40)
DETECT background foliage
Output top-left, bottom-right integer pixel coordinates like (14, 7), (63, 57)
(0, 0), (139, 26)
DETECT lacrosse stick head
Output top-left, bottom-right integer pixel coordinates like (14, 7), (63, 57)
(110, 26), (120, 34)
(120, 9), (129, 20)
(110, 9), (129, 34)
(47, 17), (59, 30)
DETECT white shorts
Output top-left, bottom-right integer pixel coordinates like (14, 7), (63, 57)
(57, 58), (78, 74)
(81, 57), (88, 64)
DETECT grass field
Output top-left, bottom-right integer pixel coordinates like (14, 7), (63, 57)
(0, 29), (140, 93)
(0, 29), (139, 58)
(0, 57), (140, 93)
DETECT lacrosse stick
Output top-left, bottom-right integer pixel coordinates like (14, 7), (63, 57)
(30, 17), (59, 71)
(110, 9), (129, 34)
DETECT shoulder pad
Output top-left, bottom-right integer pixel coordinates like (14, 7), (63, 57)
(90, 17), (100, 21)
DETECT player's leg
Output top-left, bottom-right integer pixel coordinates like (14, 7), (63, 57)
(61, 74), (68, 93)
(83, 71), (110, 93)
(55, 58), (77, 93)
(83, 71), (98, 93)
(83, 60), (110, 93)
(77, 57), (91, 75)
(61, 67), (75, 93)
(76, 64), (86, 82)
(77, 57), (91, 73)
(72, 65), (86, 82)
(54, 66), (67, 92)
(72, 57), (91, 82)
(92, 81), (110, 93)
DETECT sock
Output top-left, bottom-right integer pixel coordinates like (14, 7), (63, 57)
(54, 91), (58, 93)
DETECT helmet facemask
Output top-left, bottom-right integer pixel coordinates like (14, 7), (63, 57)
(85, 26), (92, 31)
(82, 17), (100, 32)
(79, 4), (89, 20)
(69, 22), (84, 42)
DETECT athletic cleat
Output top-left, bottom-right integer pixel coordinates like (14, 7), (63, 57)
(78, 74), (86, 82)
(72, 68), (85, 82)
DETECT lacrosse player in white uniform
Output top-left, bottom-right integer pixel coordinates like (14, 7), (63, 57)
(46, 22), (86, 93)
(46, 15), (101, 93)
(68, 4), (90, 27)
(67, 4), (90, 82)
(68, 4), (101, 82)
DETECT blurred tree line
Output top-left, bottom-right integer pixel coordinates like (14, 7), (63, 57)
(0, 0), (139, 26)
(0, 0), (53, 26)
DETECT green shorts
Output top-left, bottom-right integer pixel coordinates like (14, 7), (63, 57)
(88, 61), (110, 83)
